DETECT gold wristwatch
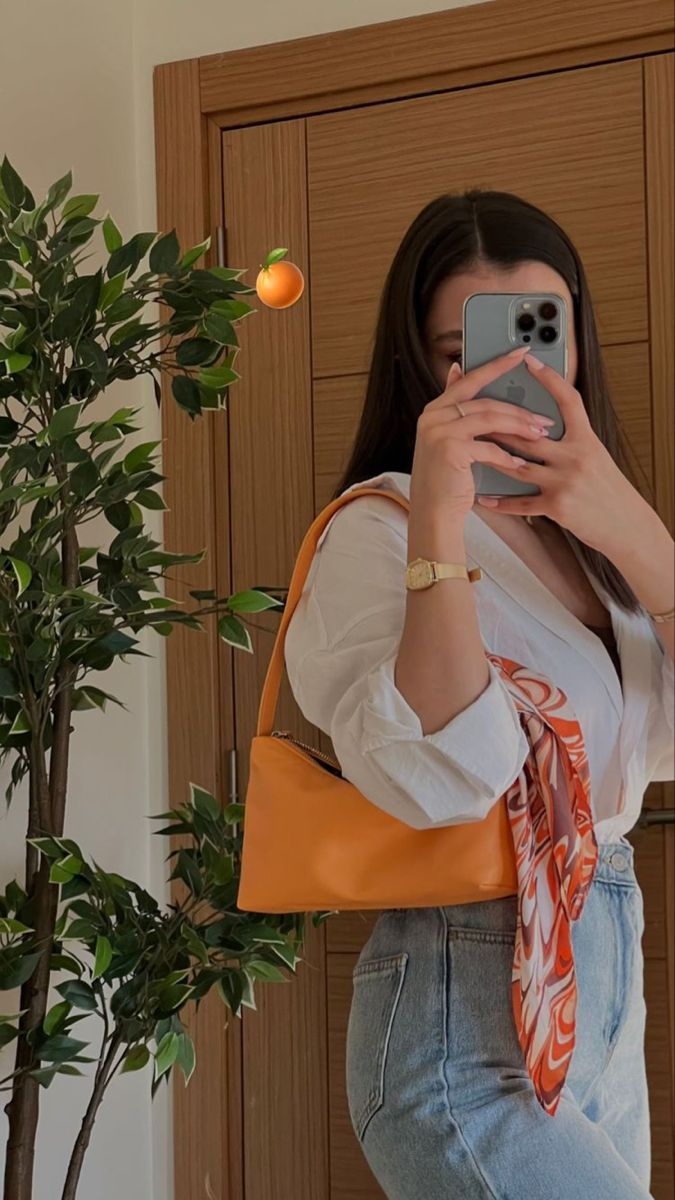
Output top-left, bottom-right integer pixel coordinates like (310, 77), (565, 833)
(405, 557), (483, 590)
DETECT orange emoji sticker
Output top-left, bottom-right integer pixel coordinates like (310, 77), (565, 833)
(255, 248), (305, 309)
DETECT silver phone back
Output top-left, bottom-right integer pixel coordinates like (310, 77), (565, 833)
(462, 292), (567, 498)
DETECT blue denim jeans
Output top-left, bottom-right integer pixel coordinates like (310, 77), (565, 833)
(345, 839), (653, 1199)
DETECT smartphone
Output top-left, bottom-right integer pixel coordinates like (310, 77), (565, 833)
(462, 292), (567, 498)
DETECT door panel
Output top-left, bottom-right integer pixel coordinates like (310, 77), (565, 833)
(643, 50), (675, 1197)
(307, 55), (672, 1198)
(307, 61), (645, 376)
(221, 119), (330, 1200)
(220, 52), (673, 1200)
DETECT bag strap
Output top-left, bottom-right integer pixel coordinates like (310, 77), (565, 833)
(256, 486), (410, 736)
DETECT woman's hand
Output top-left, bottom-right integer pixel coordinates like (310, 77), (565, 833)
(410, 345), (555, 520)
(476, 356), (640, 555)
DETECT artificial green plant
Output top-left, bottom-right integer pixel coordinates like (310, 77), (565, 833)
(0, 157), (329, 1200)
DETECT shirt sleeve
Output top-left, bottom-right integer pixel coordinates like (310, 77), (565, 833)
(645, 629), (675, 783)
(284, 495), (531, 829)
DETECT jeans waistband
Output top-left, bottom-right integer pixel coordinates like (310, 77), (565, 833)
(389, 840), (639, 925)
(592, 838), (638, 886)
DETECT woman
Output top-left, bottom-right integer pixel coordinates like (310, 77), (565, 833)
(283, 191), (674, 1199)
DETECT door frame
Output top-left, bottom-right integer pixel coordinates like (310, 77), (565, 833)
(153, 3), (674, 1195)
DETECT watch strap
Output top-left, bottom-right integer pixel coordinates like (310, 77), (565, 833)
(434, 562), (483, 583)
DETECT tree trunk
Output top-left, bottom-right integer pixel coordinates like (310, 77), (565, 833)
(3, 860), (61, 1200)
(3, 664), (75, 1200)
(4, 439), (87, 1199)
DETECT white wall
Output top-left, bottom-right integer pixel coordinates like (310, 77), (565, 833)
(0, 2), (481, 1197)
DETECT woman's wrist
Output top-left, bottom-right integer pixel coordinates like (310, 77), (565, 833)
(407, 504), (468, 563)
(599, 497), (674, 618)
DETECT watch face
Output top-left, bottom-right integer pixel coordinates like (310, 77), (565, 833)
(407, 559), (433, 589)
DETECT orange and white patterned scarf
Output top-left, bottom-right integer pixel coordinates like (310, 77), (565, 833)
(487, 651), (600, 1118)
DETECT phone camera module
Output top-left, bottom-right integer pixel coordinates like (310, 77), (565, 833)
(516, 312), (536, 332)
(540, 325), (557, 343)
(538, 301), (558, 321)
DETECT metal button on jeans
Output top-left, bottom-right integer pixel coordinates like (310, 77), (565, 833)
(609, 850), (629, 871)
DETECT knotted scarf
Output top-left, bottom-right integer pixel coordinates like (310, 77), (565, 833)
(486, 651), (600, 1117)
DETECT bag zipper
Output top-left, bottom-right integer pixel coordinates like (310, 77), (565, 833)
(271, 730), (342, 773)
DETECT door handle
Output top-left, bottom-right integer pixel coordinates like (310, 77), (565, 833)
(227, 747), (240, 833)
(634, 807), (675, 829)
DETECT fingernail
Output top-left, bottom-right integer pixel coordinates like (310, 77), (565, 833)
(508, 345), (530, 358)
(511, 456), (528, 466)
(525, 355), (544, 370)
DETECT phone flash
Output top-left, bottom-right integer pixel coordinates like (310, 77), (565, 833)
(522, 302), (531, 309)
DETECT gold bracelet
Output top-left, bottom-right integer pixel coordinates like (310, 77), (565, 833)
(648, 605), (675, 624)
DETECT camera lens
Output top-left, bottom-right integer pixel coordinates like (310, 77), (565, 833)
(517, 312), (536, 332)
(539, 301), (557, 321)
(540, 325), (557, 343)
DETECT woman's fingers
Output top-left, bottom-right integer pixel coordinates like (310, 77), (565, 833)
(435, 344), (531, 408)
(471, 439), (531, 470)
(423, 404), (553, 443)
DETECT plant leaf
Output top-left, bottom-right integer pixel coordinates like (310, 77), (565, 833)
(5, 352), (31, 373)
(45, 171), (73, 212)
(98, 271), (127, 312)
(0, 157), (26, 209)
(0, 667), (20, 698)
(56, 980), (97, 1011)
(102, 215), (123, 252)
(123, 440), (160, 474)
(62, 194), (99, 221)
(261, 247), (288, 267)
(0, 917), (32, 935)
(49, 855), (83, 885)
(8, 710), (30, 736)
(197, 364), (239, 390)
(7, 557), (31, 596)
(48, 401), (85, 442)
(176, 1032), (196, 1085)
(227, 589), (282, 613)
(38, 1033), (89, 1063)
(149, 230), (180, 273)
(180, 237), (211, 269)
(121, 1044), (150, 1074)
(217, 615), (252, 653)
(154, 1031), (179, 1080)
(43, 1001), (71, 1037)
(171, 375), (201, 415)
(209, 298), (253, 322)
(92, 935), (113, 980)
(0, 950), (42, 990)
(203, 312), (238, 344)
(189, 784), (220, 820)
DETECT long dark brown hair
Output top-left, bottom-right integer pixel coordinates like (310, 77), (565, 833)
(332, 189), (650, 614)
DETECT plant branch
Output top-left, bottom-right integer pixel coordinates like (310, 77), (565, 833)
(60, 1029), (124, 1200)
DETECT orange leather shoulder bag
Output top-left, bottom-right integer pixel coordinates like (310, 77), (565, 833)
(236, 486), (518, 913)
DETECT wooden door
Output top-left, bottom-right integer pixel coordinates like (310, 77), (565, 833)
(154, 4), (672, 1190)
(219, 53), (674, 1199)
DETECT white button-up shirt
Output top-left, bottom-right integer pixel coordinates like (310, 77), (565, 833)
(284, 470), (675, 842)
